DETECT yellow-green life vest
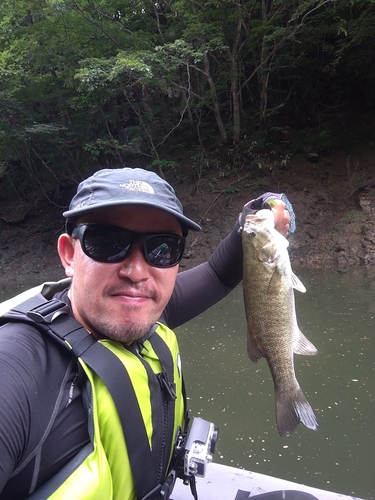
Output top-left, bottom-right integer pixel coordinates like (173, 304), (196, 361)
(28, 322), (185, 500)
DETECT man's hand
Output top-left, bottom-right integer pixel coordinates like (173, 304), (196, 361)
(271, 200), (290, 237)
(241, 192), (295, 238)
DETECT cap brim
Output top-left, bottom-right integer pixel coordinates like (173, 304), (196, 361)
(63, 200), (201, 232)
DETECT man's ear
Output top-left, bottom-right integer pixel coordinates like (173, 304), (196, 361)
(57, 234), (75, 277)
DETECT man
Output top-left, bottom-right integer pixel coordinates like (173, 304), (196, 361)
(0, 167), (291, 500)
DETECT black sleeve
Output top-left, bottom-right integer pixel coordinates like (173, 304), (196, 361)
(0, 322), (89, 499)
(162, 222), (243, 329)
(0, 324), (33, 494)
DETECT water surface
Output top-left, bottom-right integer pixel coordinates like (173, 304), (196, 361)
(1, 269), (374, 498)
(176, 268), (375, 499)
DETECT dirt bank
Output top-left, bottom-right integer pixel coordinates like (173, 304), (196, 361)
(1, 149), (375, 291)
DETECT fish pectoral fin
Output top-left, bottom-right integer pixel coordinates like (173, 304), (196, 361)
(293, 330), (318, 355)
(247, 338), (264, 363)
(291, 272), (306, 293)
(267, 267), (284, 294)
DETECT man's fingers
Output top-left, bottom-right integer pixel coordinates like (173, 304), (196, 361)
(272, 203), (290, 237)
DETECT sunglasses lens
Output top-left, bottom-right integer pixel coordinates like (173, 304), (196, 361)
(75, 225), (185, 267)
(83, 226), (132, 262)
(145, 235), (185, 267)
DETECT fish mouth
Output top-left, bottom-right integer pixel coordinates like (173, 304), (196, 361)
(244, 209), (275, 226)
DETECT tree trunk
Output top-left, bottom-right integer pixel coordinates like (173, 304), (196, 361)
(230, 8), (243, 143)
(203, 53), (228, 143)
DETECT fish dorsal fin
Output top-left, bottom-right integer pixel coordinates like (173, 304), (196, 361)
(294, 330), (318, 356)
(291, 272), (306, 293)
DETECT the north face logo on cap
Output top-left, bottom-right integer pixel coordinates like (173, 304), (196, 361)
(120, 180), (155, 194)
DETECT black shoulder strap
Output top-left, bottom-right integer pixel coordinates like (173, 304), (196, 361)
(9, 296), (161, 500)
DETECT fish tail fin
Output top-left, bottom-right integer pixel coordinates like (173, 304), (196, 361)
(275, 388), (320, 437)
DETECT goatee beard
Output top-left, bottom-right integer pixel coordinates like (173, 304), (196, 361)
(93, 319), (155, 344)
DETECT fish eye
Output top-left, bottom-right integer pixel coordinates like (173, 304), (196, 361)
(249, 230), (256, 238)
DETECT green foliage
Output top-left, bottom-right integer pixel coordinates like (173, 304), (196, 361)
(0, 0), (374, 200)
(147, 159), (179, 172)
(224, 186), (240, 195)
(246, 179), (269, 191)
(341, 210), (362, 225)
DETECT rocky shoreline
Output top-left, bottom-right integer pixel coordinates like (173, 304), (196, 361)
(1, 152), (375, 295)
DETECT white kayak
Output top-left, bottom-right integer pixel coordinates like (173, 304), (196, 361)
(171, 462), (364, 500)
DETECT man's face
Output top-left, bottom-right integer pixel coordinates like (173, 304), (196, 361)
(58, 205), (182, 343)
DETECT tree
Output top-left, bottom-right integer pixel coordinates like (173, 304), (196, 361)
(1, 0), (375, 201)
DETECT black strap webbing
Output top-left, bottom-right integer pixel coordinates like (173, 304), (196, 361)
(12, 296), (161, 500)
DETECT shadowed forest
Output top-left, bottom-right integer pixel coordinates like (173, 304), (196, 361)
(1, 1), (375, 282)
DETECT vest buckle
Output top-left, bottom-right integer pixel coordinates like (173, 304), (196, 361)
(158, 372), (177, 401)
(26, 299), (70, 324)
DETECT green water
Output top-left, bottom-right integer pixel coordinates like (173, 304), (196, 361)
(1, 269), (374, 498)
(176, 268), (375, 499)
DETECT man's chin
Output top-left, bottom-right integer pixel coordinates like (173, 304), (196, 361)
(94, 319), (155, 344)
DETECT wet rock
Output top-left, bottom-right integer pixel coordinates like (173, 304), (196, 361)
(359, 190), (375, 217)
(364, 253), (375, 265)
(307, 152), (320, 163)
(364, 228), (375, 245)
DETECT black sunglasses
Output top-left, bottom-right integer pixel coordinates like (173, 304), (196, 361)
(72, 224), (185, 268)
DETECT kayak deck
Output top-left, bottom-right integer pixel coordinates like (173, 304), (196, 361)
(171, 463), (364, 500)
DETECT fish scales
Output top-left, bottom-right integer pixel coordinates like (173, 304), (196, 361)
(242, 208), (319, 437)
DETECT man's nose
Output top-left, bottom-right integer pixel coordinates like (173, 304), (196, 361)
(118, 244), (151, 281)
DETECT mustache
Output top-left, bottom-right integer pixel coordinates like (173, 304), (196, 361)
(106, 284), (158, 300)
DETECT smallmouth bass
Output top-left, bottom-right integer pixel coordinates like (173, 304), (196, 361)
(242, 209), (319, 437)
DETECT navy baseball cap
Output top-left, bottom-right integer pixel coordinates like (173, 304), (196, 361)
(63, 167), (201, 232)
